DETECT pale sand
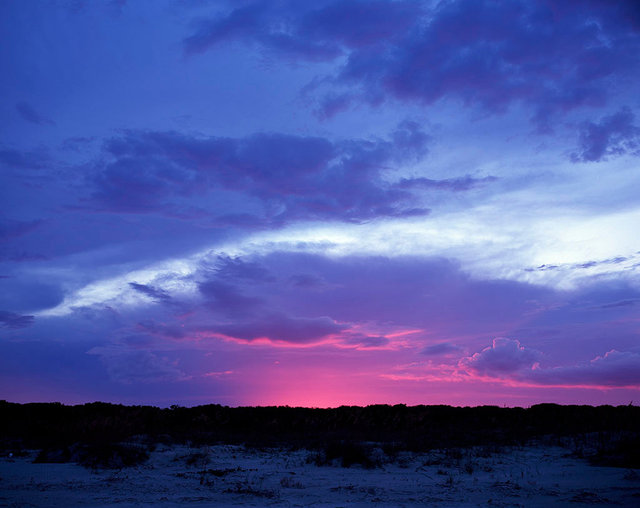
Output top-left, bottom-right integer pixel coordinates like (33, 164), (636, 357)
(1, 444), (638, 507)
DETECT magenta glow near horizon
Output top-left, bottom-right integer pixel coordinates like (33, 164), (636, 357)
(1, 0), (640, 408)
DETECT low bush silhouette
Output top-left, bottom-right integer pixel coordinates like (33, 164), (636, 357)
(75, 443), (149, 469)
(34, 442), (148, 469)
(314, 440), (381, 468)
(2, 400), (638, 467)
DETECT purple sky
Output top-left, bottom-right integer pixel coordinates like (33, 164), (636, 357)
(1, 0), (640, 407)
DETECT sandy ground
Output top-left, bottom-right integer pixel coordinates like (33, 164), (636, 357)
(1, 444), (639, 507)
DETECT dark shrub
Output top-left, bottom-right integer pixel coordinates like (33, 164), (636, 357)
(34, 446), (73, 463)
(320, 440), (378, 468)
(75, 443), (149, 469)
(591, 433), (640, 468)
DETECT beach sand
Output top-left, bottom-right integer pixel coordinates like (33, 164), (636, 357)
(1, 444), (639, 507)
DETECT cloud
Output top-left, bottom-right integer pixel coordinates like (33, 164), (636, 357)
(0, 148), (50, 170)
(198, 280), (263, 317)
(0, 310), (35, 329)
(527, 349), (640, 388)
(396, 175), (497, 192)
(15, 101), (55, 126)
(0, 277), (64, 313)
(208, 255), (274, 282)
(341, 333), (390, 348)
(136, 320), (186, 339)
(86, 124), (433, 223)
(597, 299), (640, 309)
(209, 313), (346, 344)
(184, 0), (640, 130)
(87, 346), (189, 384)
(459, 338), (640, 388)
(421, 342), (462, 356)
(129, 282), (171, 302)
(61, 136), (95, 152)
(183, 0), (421, 59)
(571, 107), (640, 162)
(0, 219), (42, 242)
(460, 338), (541, 376)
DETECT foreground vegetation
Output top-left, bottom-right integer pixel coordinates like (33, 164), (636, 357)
(1, 401), (638, 469)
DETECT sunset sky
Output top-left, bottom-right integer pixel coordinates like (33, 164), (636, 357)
(2, 0), (640, 407)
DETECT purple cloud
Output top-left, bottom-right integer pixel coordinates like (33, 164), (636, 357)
(0, 310), (35, 329)
(0, 219), (42, 242)
(198, 280), (264, 317)
(421, 342), (462, 356)
(527, 349), (640, 388)
(396, 175), (497, 192)
(571, 107), (640, 162)
(87, 346), (189, 384)
(597, 299), (639, 309)
(0, 276), (64, 313)
(15, 101), (55, 126)
(460, 338), (542, 376)
(459, 338), (640, 388)
(86, 125), (434, 223)
(184, 0), (421, 60)
(129, 282), (171, 302)
(184, 1), (640, 130)
(0, 148), (49, 170)
(136, 320), (186, 340)
(341, 333), (390, 348)
(209, 255), (274, 282)
(209, 313), (346, 344)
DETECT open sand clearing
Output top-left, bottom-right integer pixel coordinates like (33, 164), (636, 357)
(1, 444), (639, 507)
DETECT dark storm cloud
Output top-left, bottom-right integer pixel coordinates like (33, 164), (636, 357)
(571, 108), (640, 162)
(185, 0), (640, 130)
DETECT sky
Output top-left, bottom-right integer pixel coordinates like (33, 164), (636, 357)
(1, 0), (640, 408)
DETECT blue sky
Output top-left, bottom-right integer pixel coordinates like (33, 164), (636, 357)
(1, 0), (640, 407)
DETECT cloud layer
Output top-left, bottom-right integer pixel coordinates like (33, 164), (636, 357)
(186, 0), (640, 131)
(1, 0), (639, 406)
